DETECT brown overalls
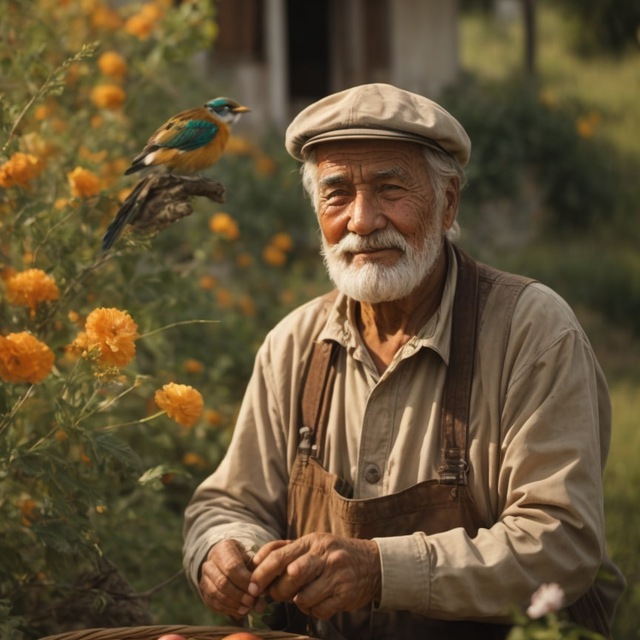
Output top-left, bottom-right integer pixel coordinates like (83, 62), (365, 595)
(276, 246), (610, 640)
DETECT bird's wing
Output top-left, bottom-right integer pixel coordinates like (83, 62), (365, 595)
(150, 118), (219, 152)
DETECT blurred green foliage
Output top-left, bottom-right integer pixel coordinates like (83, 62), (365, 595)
(0, 1), (324, 637)
(559, 0), (640, 56)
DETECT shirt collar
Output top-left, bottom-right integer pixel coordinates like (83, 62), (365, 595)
(317, 241), (458, 366)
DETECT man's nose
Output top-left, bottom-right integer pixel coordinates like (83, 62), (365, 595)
(346, 189), (386, 235)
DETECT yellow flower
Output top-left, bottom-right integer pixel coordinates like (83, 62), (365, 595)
(6, 268), (60, 314)
(209, 212), (240, 240)
(155, 382), (204, 428)
(98, 51), (128, 79)
(0, 332), (55, 384)
(0, 152), (44, 189)
(34, 104), (52, 121)
(270, 232), (293, 252)
(68, 166), (102, 198)
(90, 83), (126, 110)
(263, 244), (287, 267)
(140, 1), (165, 21)
(84, 307), (139, 367)
(91, 3), (123, 30)
(224, 136), (257, 156)
(124, 13), (154, 39)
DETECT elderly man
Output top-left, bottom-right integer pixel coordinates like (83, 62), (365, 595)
(183, 84), (624, 639)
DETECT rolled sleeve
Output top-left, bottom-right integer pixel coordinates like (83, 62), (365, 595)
(373, 534), (431, 612)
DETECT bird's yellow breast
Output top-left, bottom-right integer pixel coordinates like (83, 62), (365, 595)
(154, 126), (230, 172)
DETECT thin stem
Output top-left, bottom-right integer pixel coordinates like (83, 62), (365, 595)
(140, 318), (219, 339)
(100, 410), (166, 432)
(0, 385), (35, 434)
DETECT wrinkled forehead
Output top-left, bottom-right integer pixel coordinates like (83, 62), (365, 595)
(314, 139), (429, 180)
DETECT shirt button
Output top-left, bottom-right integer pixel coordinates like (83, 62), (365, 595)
(364, 463), (381, 484)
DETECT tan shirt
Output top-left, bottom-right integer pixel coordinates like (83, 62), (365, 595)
(183, 245), (623, 621)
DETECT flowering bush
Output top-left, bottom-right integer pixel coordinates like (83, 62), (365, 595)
(508, 584), (606, 640)
(0, 1), (324, 637)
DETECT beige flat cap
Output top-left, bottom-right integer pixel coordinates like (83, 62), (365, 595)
(285, 83), (471, 167)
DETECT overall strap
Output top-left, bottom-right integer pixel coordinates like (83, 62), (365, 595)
(299, 291), (339, 459)
(299, 248), (534, 476)
(439, 244), (534, 484)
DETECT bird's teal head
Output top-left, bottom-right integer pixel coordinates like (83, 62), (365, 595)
(205, 97), (251, 125)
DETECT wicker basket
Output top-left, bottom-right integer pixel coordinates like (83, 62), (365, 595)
(39, 625), (314, 640)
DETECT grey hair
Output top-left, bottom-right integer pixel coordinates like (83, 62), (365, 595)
(300, 146), (465, 241)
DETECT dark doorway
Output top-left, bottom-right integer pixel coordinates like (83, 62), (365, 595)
(287, 0), (331, 102)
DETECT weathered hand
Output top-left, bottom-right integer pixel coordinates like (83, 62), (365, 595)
(199, 539), (267, 618)
(249, 533), (381, 620)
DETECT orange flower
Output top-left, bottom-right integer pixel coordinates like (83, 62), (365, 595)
(19, 498), (37, 526)
(182, 451), (207, 468)
(67, 166), (102, 198)
(0, 332), (55, 384)
(270, 232), (293, 252)
(204, 408), (223, 427)
(0, 152), (43, 188)
(198, 274), (217, 290)
(215, 287), (233, 308)
(97, 51), (128, 79)
(84, 307), (139, 367)
(237, 294), (256, 317)
(6, 268), (60, 313)
(124, 13), (154, 39)
(224, 136), (256, 156)
(263, 244), (287, 267)
(184, 358), (204, 374)
(236, 252), (253, 269)
(254, 153), (276, 176)
(154, 382), (204, 428)
(209, 212), (240, 240)
(65, 330), (91, 361)
(90, 83), (126, 110)
(91, 3), (123, 30)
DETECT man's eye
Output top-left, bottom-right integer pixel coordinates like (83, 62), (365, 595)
(324, 190), (348, 202)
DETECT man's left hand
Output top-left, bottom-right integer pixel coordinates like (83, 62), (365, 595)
(248, 533), (381, 619)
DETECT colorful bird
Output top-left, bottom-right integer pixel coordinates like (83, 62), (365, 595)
(124, 97), (250, 175)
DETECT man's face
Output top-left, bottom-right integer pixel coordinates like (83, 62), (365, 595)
(315, 140), (454, 303)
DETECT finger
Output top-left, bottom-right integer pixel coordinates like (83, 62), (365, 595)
(296, 593), (343, 620)
(251, 539), (291, 567)
(200, 540), (255, 615)
(200, 571), (249, 617)
(249, 540), (309, 597)
(266, 552), (325, 602)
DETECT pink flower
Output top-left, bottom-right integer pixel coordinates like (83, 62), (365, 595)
(526, 583), (565, 619)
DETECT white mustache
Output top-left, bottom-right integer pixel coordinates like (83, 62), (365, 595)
(333, 229), (409, 255)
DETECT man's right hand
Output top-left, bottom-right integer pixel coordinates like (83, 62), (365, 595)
(199, 539), (267, 618)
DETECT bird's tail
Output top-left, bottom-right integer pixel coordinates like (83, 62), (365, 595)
(101, 180), (148, 250)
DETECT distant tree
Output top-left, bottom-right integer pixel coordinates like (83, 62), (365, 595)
(560, 0), (640, 55)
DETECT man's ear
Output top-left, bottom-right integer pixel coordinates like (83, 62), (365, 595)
(442, 177), (460, 231)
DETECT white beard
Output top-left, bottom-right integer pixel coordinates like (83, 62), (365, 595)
(321, 223), (444, 303)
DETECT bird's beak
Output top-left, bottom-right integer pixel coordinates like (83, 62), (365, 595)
(232, 105), (251, 113)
